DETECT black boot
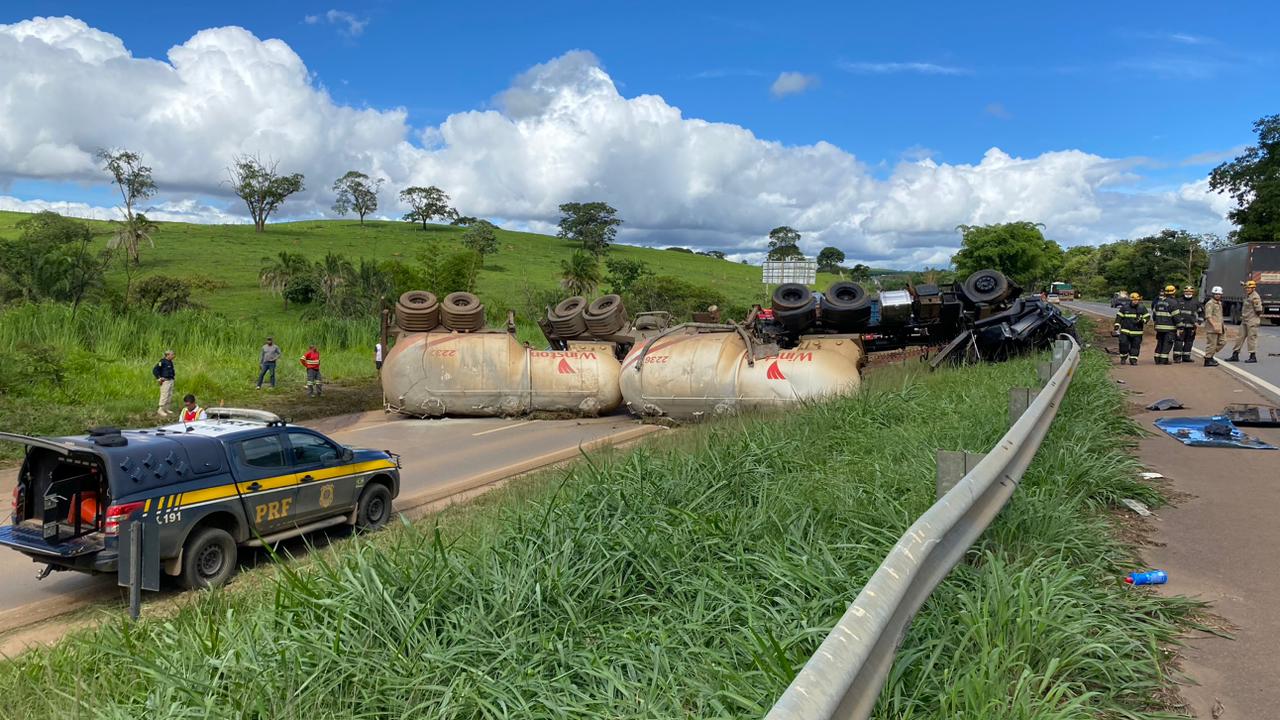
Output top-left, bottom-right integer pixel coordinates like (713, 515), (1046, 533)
(1172, 355), (1182, 363)
(1228, 352), (1240, 362)
(1246, 353), (1258, 364)
(1204, 357), (1214, 367)
(1129, 358), (1138, 366)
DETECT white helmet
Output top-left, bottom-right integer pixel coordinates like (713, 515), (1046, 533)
(1211, 286), (1223, 294)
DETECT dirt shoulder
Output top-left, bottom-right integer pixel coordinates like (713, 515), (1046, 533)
(1097, 328), (1280, 718)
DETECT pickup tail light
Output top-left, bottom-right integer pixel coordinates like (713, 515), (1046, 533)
(10, 485), (20, 522)
(104, 501), (145, 536)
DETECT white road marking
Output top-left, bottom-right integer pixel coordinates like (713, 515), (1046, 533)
(472, 420), (537, 437)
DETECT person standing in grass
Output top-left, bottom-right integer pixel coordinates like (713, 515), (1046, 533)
(374, 341), (384, 372)
(152, 350), (176, 417)
(257, 336), (282, 389)
(301, 344), (322, 397)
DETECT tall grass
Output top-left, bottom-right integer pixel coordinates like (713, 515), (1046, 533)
(0, 349), (1190, 718)
(0, 303), (379, 445)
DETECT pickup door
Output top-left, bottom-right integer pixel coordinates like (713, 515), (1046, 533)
(230, 432), (299, 536)
(284, 430), (359, 525)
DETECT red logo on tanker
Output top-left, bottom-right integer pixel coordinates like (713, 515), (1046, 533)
(557, 359), (576, 374)
(766, 361), (786, 380)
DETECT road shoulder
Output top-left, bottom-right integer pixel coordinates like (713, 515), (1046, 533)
(1103, 329), (1280, 718)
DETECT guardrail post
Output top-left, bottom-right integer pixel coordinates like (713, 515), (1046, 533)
(936, 450), (987, 499)
(1037, 362), (1052, 387)
(1009, 387), (1034, 426)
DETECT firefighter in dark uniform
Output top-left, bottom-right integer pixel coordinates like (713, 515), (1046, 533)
(1114, 292), (1150, 365)
(1151, 285), (1179, 365)
(1173, 285), (1201, 363)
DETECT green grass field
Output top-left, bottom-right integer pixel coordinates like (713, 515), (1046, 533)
(0, 348), (1192, 718)
(0, 211), (843, 327)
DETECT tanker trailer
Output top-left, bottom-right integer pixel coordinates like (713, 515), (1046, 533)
(382, 331), (623, 417)
(618, 324), (863, 420)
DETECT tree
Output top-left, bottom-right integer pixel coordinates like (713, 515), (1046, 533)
(768, 226), (801, 250)
(461, 220), (499, 264)
(1209, 115), (1280, 243)
(847, 263), (872, 283)
(560, 250), (603, 295)
(557, 202), (621, 256)
(817, 246), (845, 272)
(0, 212), (104, 311)
(767, 244), (804, 260)
(259, 251), (314, 310)
(951, 222), (1064, 288)
(331, 171), (383, 224)
(227, 156), (305, 232)
(399, 186), (455, 230)
(134, 275), (196, 314)
(1102, 229), (1209, 299)
(98, 148), (158, 265)
(697, 250), (727, 260)
(605, 257), (652, 294)
(450, 215), (479, 226)
(314, 252), (355, 306)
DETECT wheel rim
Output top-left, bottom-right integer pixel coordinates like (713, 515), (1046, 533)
(197, 543), (224, 579)
(974, 275), (996, 293)
(367, 494), (387, 524)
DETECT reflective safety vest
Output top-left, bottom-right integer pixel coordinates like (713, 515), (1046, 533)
(182, 406), (205, 423)
(1114, 303), (1150, 335)
(301, 351), (320, 370)
(1174, 297), (1200, 328)
(1151, 296), (1178, 331)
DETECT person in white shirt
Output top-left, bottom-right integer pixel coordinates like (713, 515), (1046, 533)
(374, 341), (384, 371)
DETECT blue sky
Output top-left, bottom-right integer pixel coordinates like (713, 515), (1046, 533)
(0, 2), (1275, 264)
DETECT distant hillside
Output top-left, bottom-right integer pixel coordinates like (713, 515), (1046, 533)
(0, 211), (845, 325)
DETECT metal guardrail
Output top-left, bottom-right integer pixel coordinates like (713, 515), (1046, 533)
(766, 336), (1081, 720)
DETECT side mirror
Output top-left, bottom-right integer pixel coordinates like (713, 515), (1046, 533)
(342, 448), (354, 462)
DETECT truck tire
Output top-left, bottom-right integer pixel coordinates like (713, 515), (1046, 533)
(441, 292), (486, 332)
(820, 281), (872, 330)
(1229, 301), (1242, 325)
(179, 526), (237, 590)
(396, 291), (440, 333)
(584, 294), (628, 336)
(772, 283), (812, 312)
(548, 296), (588, 338)
(355, 483), (392, 531)
(961, 270), (1011, 305)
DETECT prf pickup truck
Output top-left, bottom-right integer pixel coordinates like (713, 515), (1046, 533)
(0, 409), (400, 589)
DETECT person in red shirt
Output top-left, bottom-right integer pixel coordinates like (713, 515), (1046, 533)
(181, 394), (206, 423)
(300, 345), (322, 397)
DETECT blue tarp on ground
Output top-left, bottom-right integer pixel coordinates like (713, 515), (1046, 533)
(1154, 416), (1277, 450)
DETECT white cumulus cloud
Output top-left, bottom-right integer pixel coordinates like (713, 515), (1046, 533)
(0, 17), (1233, 267)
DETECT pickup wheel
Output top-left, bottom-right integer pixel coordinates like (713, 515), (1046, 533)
(355, 484), (392, 532)
(178, 527), (237, 590)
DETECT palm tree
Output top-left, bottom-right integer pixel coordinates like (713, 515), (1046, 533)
(107, 212), (157, 267)
(259, 251), (313, 309)
(315, 252), (355, 306)
(560, 251), (602, 296)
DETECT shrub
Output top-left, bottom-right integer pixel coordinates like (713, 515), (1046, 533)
(133, 275), (198, 314)
(624, 275), (741, 321)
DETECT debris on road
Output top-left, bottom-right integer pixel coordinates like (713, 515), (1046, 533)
(1154, 416), (1278, 449)
(1146, 398), (1186, 411)
(1121, 498), (1153, 517)
(1139, 471), (1165, 480)
(1222, 403), (1280, 426)
(1125, 570), (1169, 585)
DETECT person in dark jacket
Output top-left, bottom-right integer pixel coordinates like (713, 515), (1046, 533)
(1114, 293), (1150, 366)
(152, 350), (176, 417)
(1151, 285), (1179, 365)
(1174, 286), (1202, 363)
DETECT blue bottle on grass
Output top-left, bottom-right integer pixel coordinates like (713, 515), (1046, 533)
(1125, 570), (1168, 585)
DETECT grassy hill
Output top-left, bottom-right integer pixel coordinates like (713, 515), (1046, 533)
(0, 210), (842, 449)
(0, 211), (843, 327)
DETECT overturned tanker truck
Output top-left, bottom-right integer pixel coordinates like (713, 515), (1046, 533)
(380, 268), (1075, 420)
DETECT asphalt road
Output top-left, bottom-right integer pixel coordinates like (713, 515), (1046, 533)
(1066, 300), (1280, 394)
(0, 412), (646, 614)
